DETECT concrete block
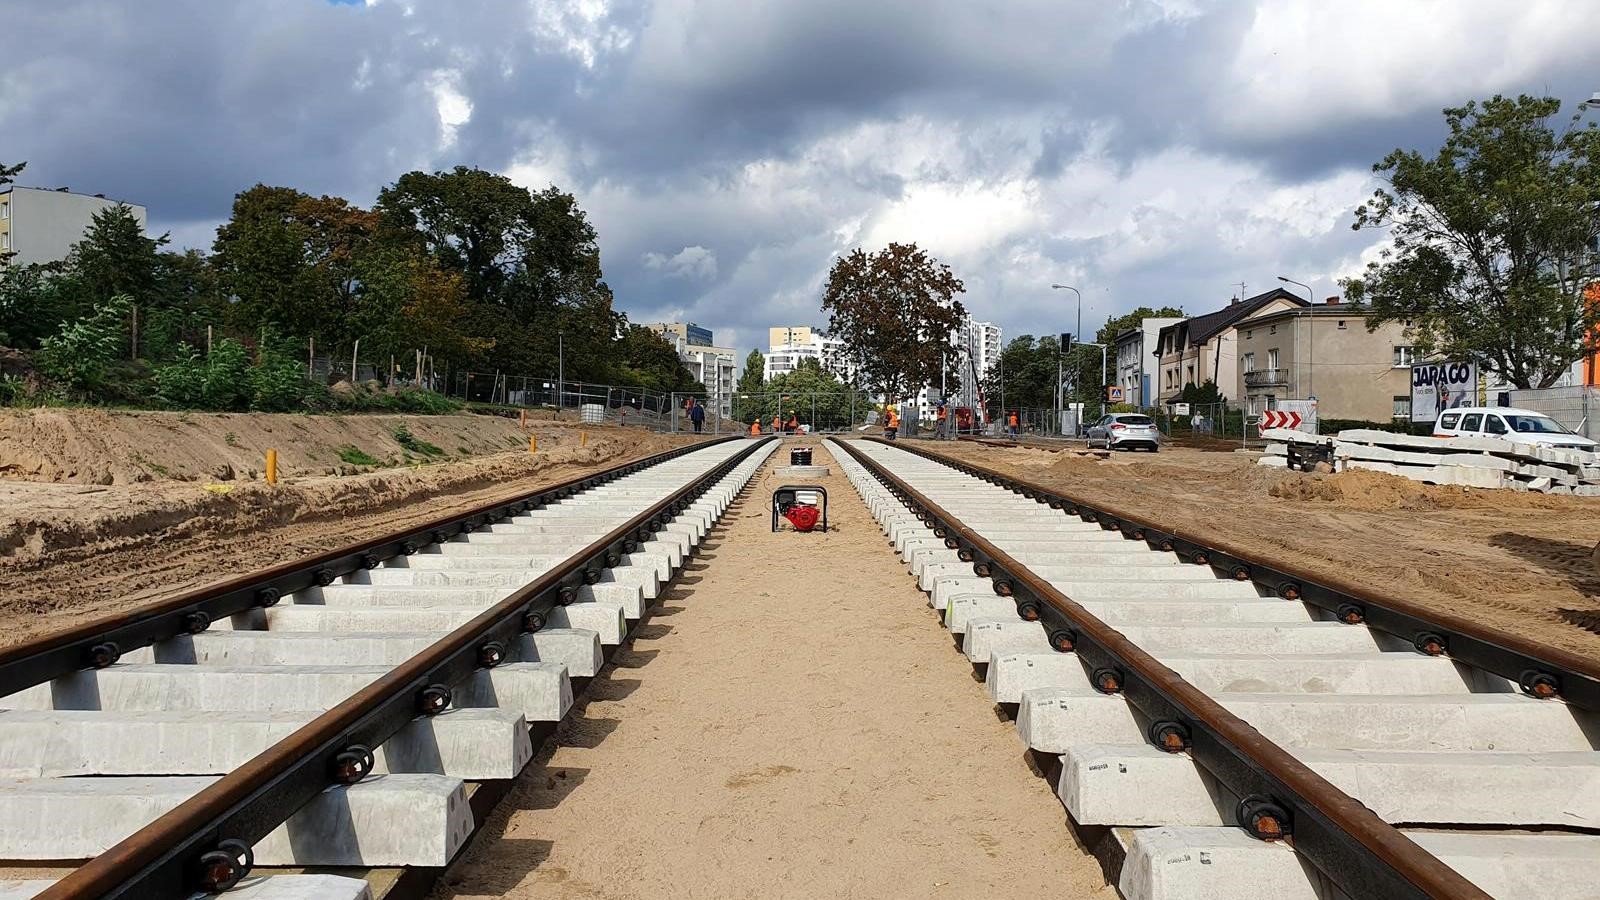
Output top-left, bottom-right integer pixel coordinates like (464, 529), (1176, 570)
(963, 618), (1050, 662)
(161, 632), (442, 667)
(455, 662), (572, 723)
(0, 774), (472, 866)
(0, 664), (387, 713)
(1158, 653), (1473, 695)
(1115, 622), (1383, 655)
(920, 561), (976, 592)
(1017, 687), (1142, 752)
(944, 594), (1020, 633)
(1047, 581), (1267, 602)
(986, 652), (1084, 703)
(1215, 694), (1596, 752)
(1119, 826), (1330, 900)
(515, 629), (603, 678)
(545, 601), (626, 645)
(0, 707), (532, 780)
(1077, 598), (1312, 625)
(1063, 743), (1600, 827)
(909, 547), (963, 577)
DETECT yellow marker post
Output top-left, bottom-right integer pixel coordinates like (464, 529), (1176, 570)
(265, 448), (278, 485)
(529, 435), (538, 453)
(580, 431), (587, 447)
(519, 409), (527, 429)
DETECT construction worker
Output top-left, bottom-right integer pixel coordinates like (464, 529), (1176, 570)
(786, 410), (800, 434)
(749, 420), (762, 436)
(884, 404), (900, 441)
(936, 401), (949, 440)
(1008, 410), (1020, 439)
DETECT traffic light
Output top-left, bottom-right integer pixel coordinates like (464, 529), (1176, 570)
(1060, 332), (1073, 353)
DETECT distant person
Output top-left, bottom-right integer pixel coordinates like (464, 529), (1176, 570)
(772, 413), (782, 434)
(687, 398), (705, 433)
(786, 410), (800, 434)
(1008, 410), (1019, 439)
(749, 420), (762, 436)
(884, 405), (900, 440)
(936, 402), (949, 440)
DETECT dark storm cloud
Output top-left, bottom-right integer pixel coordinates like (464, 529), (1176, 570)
(5, 0), (1589, 356)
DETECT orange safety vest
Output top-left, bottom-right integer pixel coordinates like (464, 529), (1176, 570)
(749, 421), (761, 435)
(1008, 412), (1018, 426)
(772, 415), (781, 429)
(937, 406), (947, 421)
(887, 409), (900, 428)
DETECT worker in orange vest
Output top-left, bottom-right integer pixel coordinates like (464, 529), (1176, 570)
(1007, 410), (1019, 439)
(935, 401), (949, 440)
(749, 420), (761, 436)
(884, 404), (900, 440)
(771, 413), (782, 434)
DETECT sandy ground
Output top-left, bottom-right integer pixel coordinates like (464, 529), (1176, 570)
(0, 423), (700, 648)
(920, 440), (1600, 661)
(435, 441), (1113, 899)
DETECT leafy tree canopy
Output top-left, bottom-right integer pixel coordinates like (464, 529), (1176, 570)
(1342, 94), (1600, 388)
(822, 242), (966, 402)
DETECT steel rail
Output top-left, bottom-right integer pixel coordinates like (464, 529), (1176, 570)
(0, 436), (733, 699)
(37, 435), (775, 899)
(836, 438), (1490, 900)
(884, 438), (1600, 712)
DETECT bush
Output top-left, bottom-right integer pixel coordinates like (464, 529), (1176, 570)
(153, 339), (253, 410)
(337, 445), (380, 466)
(393, 425), (444, 456)
(36, 295), (132, 398)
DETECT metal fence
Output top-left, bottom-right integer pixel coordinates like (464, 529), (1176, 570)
(1507, 385), (1600, 439)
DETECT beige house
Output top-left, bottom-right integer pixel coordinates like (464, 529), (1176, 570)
(1154, 288), (1307, 404)
(1235, 300), (1415, 422)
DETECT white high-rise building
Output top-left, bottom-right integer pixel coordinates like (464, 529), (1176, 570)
(763, 326), (852, 381)
(915, 317), (1001, 421)
(0, 186), (147, 268)
(643, 321), (737, 422)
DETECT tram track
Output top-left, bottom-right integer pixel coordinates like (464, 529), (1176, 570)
(0, 436), (779, 900)
(829, 437), (1600, 900)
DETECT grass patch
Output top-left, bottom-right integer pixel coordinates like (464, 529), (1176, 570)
(337, 445), (380, 466)
(223, 431), (241, 448)
(392, 425), (444, 457)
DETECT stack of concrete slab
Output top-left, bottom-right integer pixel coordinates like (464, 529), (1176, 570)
(1258, 427), (1600, 494)
(0, 439), (778, 885)
(828, 438), (1600, 900)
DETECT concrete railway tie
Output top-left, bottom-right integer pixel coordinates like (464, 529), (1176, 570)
(826, 438), (1600, 900)
(0, 437), (779, 899)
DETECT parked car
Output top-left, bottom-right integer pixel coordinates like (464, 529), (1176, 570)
(1432, 406), (1597, 451)
(1087, 413), (1160, 451)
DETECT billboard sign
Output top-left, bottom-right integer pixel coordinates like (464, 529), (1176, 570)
(1410, 361), (1476, 422)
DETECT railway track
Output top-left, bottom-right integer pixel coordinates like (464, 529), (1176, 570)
(0, 436), (779, 899)
(827, 437), (1600, 900)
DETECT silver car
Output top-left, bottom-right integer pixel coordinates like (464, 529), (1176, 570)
(1087, 413), (1160, 451)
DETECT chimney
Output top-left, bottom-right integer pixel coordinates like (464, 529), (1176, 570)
(1323, 296), (1341, 305)
(1230, 296), (1239, 305)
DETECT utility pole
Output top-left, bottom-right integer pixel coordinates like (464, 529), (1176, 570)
(557, 331), (565, 418)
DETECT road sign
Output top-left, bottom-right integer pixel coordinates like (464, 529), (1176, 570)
(1260, 409), (1302, 429)
(1172, 402), (1190, 415)
(1106, 385), (1125, 403)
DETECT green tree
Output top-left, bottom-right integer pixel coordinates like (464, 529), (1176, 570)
(732, 349), (766, 423)
(0, 264), (80, 348)
(213, 185), (325, 336)
(68, 204), (168, 306)
(984, 335), (1060, 417)
(1342, 94), (1600, 388)
(37, 294), (134, 397)
(613, 325), (696, 392)
(821, 242), (967, 404)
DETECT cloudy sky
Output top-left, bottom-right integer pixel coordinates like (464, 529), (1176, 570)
(5, 0), (1594, 358)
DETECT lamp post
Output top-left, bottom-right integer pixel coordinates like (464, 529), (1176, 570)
(557, 330), (565, 418)
(1051, 284), (1082, 435)
(1276, 276), (1315, 432)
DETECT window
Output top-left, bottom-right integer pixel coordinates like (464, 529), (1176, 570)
(0, 200), (8, 219)
(1241, 353), (1255, 373)
(1503, 414), (1573, 435)
(0, 232), (8, 251)
(1337, 320), (1347, 330)
(1393, 395), (1411, 419)
(1269, 324), (1277, 335)
(1393, 346), (1415, 367)
(1461, 413), (1483, 431)
(1245, 330), (1252, 340)
(1439, 412), (1461, 429)
(1484, 415), (1508, 435)
(1267, 349), (1279, 370)
(1185, 364), (1195, 384)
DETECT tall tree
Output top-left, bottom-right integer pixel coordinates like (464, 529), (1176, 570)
(68, 204), (168, 306)
(821, 242), (967, 403)
(984, 335), (1061, 416)
(212, 185), (323, 335)
(732, 349), (766, 423)
(1342, 94), (1600, 388)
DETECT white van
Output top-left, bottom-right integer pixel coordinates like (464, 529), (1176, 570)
(1432, 406), (1597, 451)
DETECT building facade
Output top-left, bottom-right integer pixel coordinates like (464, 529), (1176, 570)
(0, 187), (148, 267)
(1113, 316), (1183, 407)
(764, 326), (851, 380)
(643, 322), (737, 422)
(1155, 289), (1307, 404)
(1234, 299), (1414, 422)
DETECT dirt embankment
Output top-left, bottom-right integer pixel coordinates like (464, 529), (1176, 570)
(926, 442), (1600, 661)
(0, 411), (699, 647)
(0, 408), (566, 484)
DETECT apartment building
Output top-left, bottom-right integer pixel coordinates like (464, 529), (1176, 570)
(917, 316), (1001, 418)
(1113, 316), (1183, 406)
(643, 321), (737, 421)
(0, 186), (147, 267)
(1235, 299), (1414, 421)
(764, 326), (851, 380)
(1155, 288), (1306, 403)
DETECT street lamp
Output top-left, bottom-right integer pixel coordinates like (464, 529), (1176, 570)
(1276, 276), (1315, 428)
(1051, 284), (1082, 434)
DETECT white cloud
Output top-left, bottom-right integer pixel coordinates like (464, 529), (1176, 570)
(642, 245), (719, 279)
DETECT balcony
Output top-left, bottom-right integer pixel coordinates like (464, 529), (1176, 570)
(1243, 368), (1288, 389)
